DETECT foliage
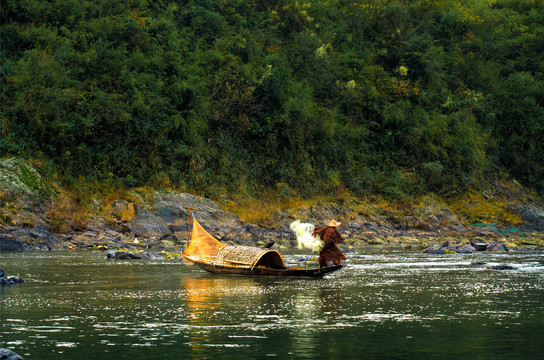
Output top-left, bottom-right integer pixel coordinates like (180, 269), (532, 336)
(448, 191), (523, 226)
(1, 0), (543, 198)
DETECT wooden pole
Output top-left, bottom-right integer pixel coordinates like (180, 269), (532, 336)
(184, 207), (198, 246)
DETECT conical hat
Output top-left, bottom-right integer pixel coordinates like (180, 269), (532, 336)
(328, 220), (341, 227)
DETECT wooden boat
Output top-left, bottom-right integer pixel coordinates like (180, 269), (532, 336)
(190, 257), (343, 277)
(181, 213), (342, 278)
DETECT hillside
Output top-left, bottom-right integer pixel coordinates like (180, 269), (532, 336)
(1, 0), (543, 201)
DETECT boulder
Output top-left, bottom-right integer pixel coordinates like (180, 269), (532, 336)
(471, 242), (489, 251)
(416, 203), (464, 231)
(506, 203), (544, 230)
(0, 269), (24, 286)
(0, 348), (24, 360)
(106, 251), (165, 260)
(295, 255), (317, 262)
(154, 192), (240, 229)
(487, 264), (517, 270)
(0, 234), (24, 251)
(486, 243), (507, 252)
(3, 227), (63, 251)
(139, 252), (164, 260)
(0, 275), (24, 286)
(424, 246), (446, 254)
(0, 157), (51, 200)
(123, 192), (241, 240)
(125, 218), (172, 239)
(457, 244), (476, 253)
(342, 246), (359, 254)
(107, 251), (141, 260)
(378, 246), (397, 253)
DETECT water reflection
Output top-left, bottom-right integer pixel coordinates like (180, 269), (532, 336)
(182, 275), (267, 354)
(0, 251), (543, 359)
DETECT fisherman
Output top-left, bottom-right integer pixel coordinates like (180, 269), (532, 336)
(312, 220), (347, 268)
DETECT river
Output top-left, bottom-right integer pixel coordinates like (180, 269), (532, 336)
(1, 250), (543, 359)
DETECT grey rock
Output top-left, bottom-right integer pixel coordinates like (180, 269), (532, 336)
(0, 274), (24, 286)
(169, 224), (188, 233)
(140, 252), (164, 260)
(366, 224), (381, 233)
(342, 247), (359, 254)
(7, 275), (24, 284)
(125, 219), (172, 239)
(0, 157), (50, 200)
(122, 192), (241, 240)
(417, 204), (464, 231)
(106, 251), (165, 260)
(487, 264), (517, 270)
(486, 243), (507, 252)
(428, 248), (446, 254)
(4, 227), (62, 251)
(378, 246), (397, 253)
(107, 251), (141, 260)
(154, 205), (178, 223)
(0, 348), (24, 360)
(471, 242), (489, 251)
(506, 203), (544, 230)
(295, 255), (315, 262)
(0, 234), (24, 251)
(457, 244), (476, 253)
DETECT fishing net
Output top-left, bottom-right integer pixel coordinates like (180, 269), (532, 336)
(470, 223), (526, 237)
(183, 218), (227, 264)
(182, 217), (286, 270)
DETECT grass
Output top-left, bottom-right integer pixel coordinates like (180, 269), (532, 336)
(222, 189), (418, 225)
(223, 191), (320, 224)
(48, 188), (92, 232)
(47, 182), (143, 232)
(447, 190), (523, 228)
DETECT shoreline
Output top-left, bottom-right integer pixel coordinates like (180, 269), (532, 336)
(2, 224), (542, 253)
(2, 189), (543, 253)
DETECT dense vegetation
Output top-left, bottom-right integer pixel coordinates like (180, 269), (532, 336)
(1, 0), (543, 200)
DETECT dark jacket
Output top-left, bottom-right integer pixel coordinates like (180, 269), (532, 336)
(312, 226), (347, 267)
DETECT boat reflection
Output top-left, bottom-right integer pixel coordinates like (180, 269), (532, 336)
(181, 274), (346, 357)
(182, 276), (266, 318)
(181, 275), (266, 354)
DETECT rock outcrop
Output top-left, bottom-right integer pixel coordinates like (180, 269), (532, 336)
(506, 203), (544, 231)
(0, 348), (24, 360)
(0, 268), (24, 286)
(0, 233), (24, 251)
(0, 158), (51, 200)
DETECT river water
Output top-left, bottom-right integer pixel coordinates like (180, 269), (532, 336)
(1, 250), (543, 359)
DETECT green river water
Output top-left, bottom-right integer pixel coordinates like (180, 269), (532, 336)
(1, 250), (543, 359)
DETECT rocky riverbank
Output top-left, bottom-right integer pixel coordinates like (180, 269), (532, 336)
(1, 189), (543, 253)
(1, 158), (544, 253)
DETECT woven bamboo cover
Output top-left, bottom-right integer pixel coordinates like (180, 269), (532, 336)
(215, 245), (268, 268)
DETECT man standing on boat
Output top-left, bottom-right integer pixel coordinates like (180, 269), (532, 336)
(312, 220), (347, 268)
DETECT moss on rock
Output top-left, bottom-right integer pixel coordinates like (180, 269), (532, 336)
(0, 157), (51, 199)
